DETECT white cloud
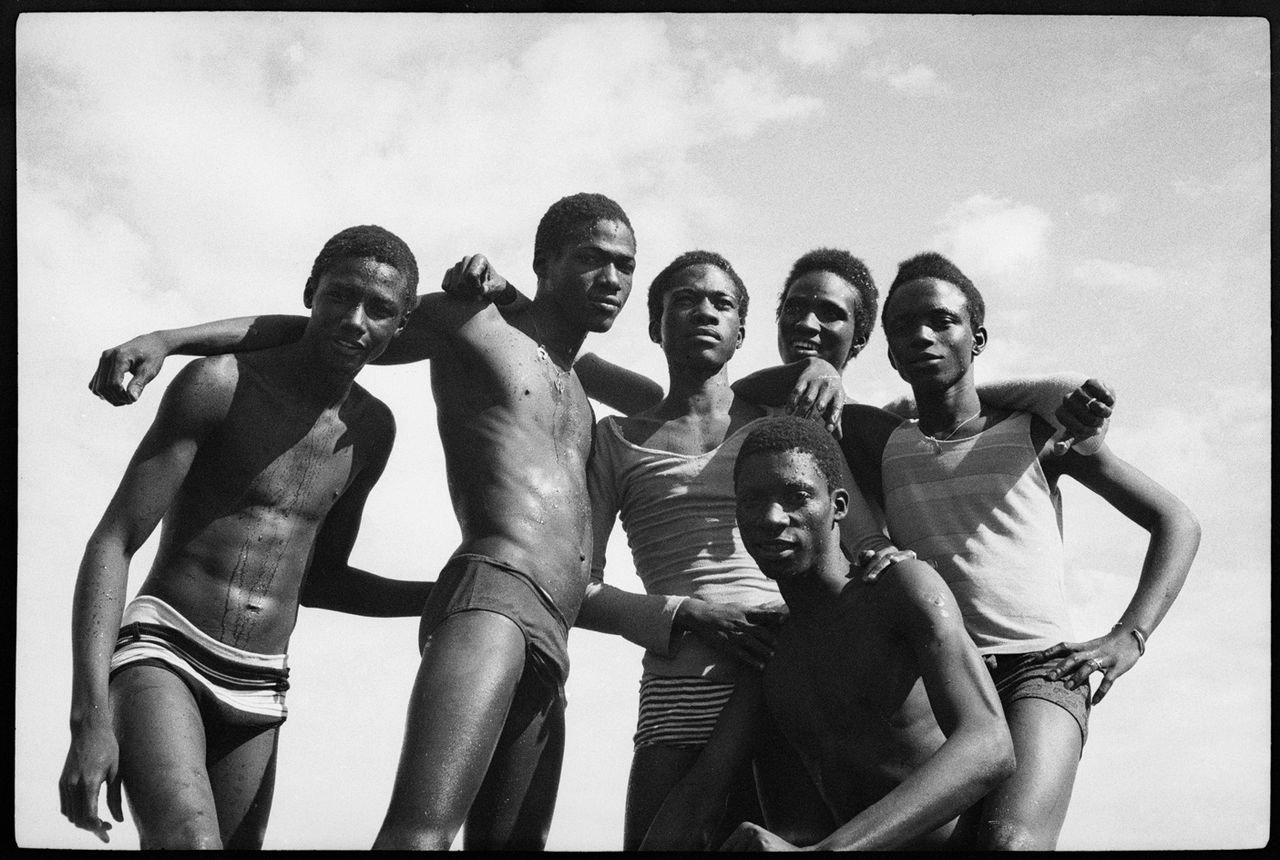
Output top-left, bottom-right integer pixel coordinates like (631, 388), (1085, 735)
(1079, 192), (1122, 216)
(777, 16), (875, 67)
(932, 194), (1053, 291)
(861, 57), (950, 96)
(1066, 258), (1164, 293)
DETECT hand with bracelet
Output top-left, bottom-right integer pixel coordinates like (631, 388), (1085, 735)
(1031, 622), (1149, 705)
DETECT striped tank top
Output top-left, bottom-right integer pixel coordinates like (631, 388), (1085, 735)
(882, 411), (1073, 654)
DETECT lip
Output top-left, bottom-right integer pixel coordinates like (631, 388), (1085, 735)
(331, 337), (366, 354)
(687, 328), (721, 341)
(905, 354), (942, 366)
(787, 340), (821, 356)
(588, 296), (623, 311)
(749, 538), (797, 558)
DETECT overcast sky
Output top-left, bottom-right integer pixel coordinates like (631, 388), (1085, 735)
(16, 12), (1269, 850)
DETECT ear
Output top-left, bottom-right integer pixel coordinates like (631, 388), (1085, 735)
(734, 323), (746, 350)
(831, 487), (849, 522)
(971, 326), (988, 356)
(886, 344), (898, 371)
(847, 331), (869, 360)
(303, 278), (316, 309)
(649, 318), (662, 345)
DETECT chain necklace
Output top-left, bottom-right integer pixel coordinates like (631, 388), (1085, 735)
(533, 315), (570, 393)
(922, 409), (982, 454)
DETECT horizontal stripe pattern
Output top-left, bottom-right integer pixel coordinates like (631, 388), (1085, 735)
(634, 676), (736, 750)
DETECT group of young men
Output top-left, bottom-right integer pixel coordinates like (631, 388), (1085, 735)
(61, 193), (1200, 850)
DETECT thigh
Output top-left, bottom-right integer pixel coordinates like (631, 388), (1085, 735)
(375, 610), (528, 850)
(207, 723), (280, 850)
(753, 714), (834, 847)
(464, 669), (566, 851)
(979, 696), (1083, 850)
(623, 744), (703, 850)
(110, 664), (221, 849)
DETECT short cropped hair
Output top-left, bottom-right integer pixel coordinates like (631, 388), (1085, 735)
(647, 250), (749, 332)
(306, 225), (419, 309)
(734, 416), (846, 493)
(777, 248), (878, 359)
(533, 192), (634, 269)
(883, 251), (985, 331)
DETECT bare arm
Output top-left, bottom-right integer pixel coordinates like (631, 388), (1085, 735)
(299, 409), (432, 617)
(811, 563), (1015, 850)
(89, 315), (308, 406)
(61, 358), (230, 840)
(732, 358), (846, 434)
(1034, 442), (1201, 703)
(979, 374), (1114, 454)
(640, 673), (767, 850)
(574, 352), (664, 416)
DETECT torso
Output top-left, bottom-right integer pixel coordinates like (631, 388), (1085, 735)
(139, 353), (390, 654)
(763, 581), (946, 821)
(428, 305), (596, 619)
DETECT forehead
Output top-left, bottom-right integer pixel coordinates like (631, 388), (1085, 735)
(315, 256), (411, 302)
(571, 218), (636, 255)
(785, 271), (860, 314)
(737, 448), (824, 491)
(885, 276), (967, 319)
(666, 264), (737, 297)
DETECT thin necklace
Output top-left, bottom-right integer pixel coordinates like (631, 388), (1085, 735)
(533, 315), (570, 392)
(923, 409), (982, 454)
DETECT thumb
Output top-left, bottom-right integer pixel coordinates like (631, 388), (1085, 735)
(108, 769), (124, 822)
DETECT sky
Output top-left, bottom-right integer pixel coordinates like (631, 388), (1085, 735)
(14, 11), (1270, 851)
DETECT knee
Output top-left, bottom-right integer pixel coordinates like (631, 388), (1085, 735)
(977, 819), (1055, 851)
(141, 820), (223, 850)
(373, 823), (456, 851)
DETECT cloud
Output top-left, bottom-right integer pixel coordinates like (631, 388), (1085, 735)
(1065, 258), (1164, 293)
(1079, 192), (1121, 216)
(861, 57), (950, 96)
(777, 16), (875, 67)
(931, 194), (1053, 291)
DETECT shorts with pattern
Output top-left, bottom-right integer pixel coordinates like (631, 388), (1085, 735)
(110, 595), (290, 731)
(633, 675), (737, 751)
(985, 651), (1090, 748)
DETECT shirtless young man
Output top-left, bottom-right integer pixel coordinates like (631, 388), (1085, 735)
(642, 416), (1016, 851)
(868, 252), (1200, 849)
(87, 193), (638, 850)
(60, 225), (430, 848)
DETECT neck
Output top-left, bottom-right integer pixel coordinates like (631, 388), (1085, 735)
(913, 372), (982, 437)
(660, 361), (735, 419)
(774, 540), (851, 619)
(530, 298), (587, 368)
(281, 341), (358, 408)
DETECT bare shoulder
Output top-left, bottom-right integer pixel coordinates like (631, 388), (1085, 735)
(162, 354), (239, 419)
(875, 559), (965, 638)
(343, 383), (397, 443)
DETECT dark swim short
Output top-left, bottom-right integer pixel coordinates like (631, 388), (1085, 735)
(419, 553), (571, 692)
(985, 651), (1091, 748)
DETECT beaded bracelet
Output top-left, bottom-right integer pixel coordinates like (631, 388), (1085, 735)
(1113, 622), (1148, 656)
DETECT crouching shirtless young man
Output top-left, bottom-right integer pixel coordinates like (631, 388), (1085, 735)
(85, 193), (639, 850)
(60, 226), (431, 848)
(642, 417), (1016, 851)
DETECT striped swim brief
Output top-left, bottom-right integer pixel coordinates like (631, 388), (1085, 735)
(634, 675), (736, 750)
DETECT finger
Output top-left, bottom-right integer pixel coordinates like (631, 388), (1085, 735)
(1081, 377), (1116, 409)
(108, 770), (123, 822)
(127, 362), (160, 402)
(1093, 675), (1114, 705)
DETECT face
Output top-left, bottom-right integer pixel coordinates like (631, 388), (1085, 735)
(304, 256), (411, 373)
(776, 270), (864, 371)
(736, 449), (847, 582)
(883, 276), (986, 390)
(652, 264), (745, 370)
(537, 219), (637, 333)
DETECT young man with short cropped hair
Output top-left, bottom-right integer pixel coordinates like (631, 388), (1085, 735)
(61, 225), (430, 849)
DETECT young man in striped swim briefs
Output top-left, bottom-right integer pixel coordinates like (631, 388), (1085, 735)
(61, 226), (432, 848)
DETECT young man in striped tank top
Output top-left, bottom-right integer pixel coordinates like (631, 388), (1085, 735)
(874, 252), (1201, 849)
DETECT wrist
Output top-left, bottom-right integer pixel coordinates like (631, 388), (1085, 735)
(1111, 622), (1149, 656)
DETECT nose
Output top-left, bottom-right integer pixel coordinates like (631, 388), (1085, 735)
(791, 309), (819, 334)
(597, 261), (621, 290)
(691, 296), (717, 322)
(339, 301), (369, 332)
